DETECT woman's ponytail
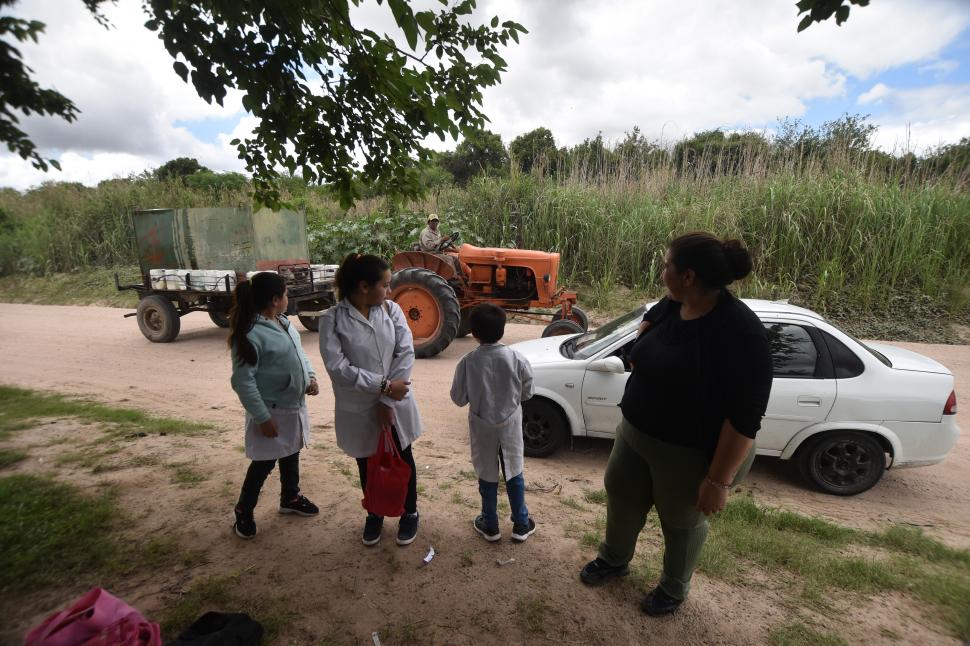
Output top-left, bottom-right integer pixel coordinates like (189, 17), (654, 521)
(227, 272), (287, 365)
(228, 280), (259, 365)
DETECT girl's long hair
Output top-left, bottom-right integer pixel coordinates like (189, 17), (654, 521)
(228, 272), (287, 365)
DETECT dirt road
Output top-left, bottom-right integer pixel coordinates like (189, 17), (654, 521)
(1, 303), (967, 644)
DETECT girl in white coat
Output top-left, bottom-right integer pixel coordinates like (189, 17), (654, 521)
(319, 254), (425, 546)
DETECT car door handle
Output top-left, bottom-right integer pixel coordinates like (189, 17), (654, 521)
(797, 396), (822, 407)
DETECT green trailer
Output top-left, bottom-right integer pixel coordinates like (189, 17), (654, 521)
(116, 207), (335, 342)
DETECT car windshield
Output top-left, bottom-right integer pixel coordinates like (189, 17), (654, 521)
(563, 306), (647, 360)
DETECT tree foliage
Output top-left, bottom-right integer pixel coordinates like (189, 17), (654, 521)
(438, 128), (507, 184)
(796, 0), (870, 32)
(1, 0), (525, 207)
(143, 0), (525, 207)
(509, 127), (557, 174)
(153, 157), (208, 180)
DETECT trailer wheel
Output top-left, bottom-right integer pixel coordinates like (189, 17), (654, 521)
(390, 267), (460, 358)
(298, 314), (320, 332)
(208, 310), (230, 328)
(552, 305), (589, 331)
(137, 295), (181, 342)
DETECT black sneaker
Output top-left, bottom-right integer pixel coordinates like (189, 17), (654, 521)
(579, 558), (630, 586)
(362, 513), (383, 546)
(279, 494), (319, 516)
(640, 586), (684, 616)
(511, 518), (537, 542)
(233, 507), (256, 539)
(474, 515), (501, 542)
(396, 512), (419, 546)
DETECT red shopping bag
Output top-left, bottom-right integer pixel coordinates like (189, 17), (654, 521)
(362, 426), (411, 517)
(24, 587), (161, 645)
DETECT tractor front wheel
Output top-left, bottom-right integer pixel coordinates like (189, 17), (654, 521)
(542, 319), (584, 338)
(390, 268), (460, 358)
(552, 305), (589, 331)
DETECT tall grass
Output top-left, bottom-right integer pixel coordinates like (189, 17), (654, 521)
(1, 144), (968, 318)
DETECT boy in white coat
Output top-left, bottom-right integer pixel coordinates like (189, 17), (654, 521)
(451, 303), (537, 542)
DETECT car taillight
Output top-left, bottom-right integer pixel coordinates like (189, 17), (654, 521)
(944, 390), (957, 415)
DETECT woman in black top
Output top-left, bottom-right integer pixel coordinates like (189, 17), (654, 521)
(579, 232), (773, 616)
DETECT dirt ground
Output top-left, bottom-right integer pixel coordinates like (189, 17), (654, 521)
(1, 303), (967, 645)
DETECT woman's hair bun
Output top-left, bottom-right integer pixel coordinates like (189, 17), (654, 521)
(721, 238), (753, 281)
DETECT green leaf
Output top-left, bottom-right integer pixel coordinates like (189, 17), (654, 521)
(172, 61), (189, 82)
(797, 14), (815, 32)
(835, 6), (850, 24)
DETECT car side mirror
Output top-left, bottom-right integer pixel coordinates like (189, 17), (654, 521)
(588, 356), (625, 374)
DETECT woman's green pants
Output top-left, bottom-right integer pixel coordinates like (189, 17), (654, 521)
(598, 417), (755, 600)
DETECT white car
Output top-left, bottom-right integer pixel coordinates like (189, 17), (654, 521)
(513, 300), (960, 495)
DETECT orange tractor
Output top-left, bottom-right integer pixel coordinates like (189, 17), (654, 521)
(390, 233), (588, 358)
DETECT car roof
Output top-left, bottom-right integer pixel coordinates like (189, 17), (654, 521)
(742, 298), (826, 322)
(641, 298), (826, 322)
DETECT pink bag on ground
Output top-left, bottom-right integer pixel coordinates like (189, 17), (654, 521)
(24, 587), (161, 646)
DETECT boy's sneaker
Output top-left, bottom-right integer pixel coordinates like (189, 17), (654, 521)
(580, 558), (630, 586)
(396, 511), (419, 546)
(640, 586), (684, 616)
(279, 494), (319, 516)
(511, 518), (537, 542)
(233, 507), (257, 539)
(474, 515), (501, 542)
(362, 513), (383, 546)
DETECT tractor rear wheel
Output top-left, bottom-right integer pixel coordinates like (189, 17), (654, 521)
(457, 307), (472, 338)
(298, 314), (320, 332)
(552, 305), (589, 331)
(391, 267), (460, 358)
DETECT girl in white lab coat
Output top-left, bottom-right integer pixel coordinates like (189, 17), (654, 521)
(319, 253), (425, 546)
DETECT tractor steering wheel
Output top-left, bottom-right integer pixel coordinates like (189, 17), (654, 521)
(435, 230), (461, 252)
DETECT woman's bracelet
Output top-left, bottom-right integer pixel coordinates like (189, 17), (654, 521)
(379, 377), (388, 394)
(705, 475), (732, 491)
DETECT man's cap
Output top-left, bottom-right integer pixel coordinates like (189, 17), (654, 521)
(427, 213), (439, 222)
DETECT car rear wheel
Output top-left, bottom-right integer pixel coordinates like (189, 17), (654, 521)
(522, 398), (568, 457)
(797, 431), (886, 496)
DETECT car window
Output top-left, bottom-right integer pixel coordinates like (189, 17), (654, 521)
(568, 307), (645, 360)
(764, 323), (818, 377)
(820, 330), (865, 378)
(610, 339), (636, 371)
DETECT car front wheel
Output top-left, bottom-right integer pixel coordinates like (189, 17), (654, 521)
(522, 398), (568, 457)
(797, 431), (887, 496)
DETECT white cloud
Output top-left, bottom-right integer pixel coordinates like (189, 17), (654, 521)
(0, 0), (968, 190)
(858, 83), (892, 105)
(865, 84), (970, 152)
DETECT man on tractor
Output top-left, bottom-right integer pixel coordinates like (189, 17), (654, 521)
(418, 214), (457, 252)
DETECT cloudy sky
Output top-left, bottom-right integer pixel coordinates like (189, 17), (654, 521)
(2, 0), (968, 190)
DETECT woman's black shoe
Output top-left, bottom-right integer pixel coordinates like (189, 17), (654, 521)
(640, 586), (683, 616)
(579, 558), (630, 585)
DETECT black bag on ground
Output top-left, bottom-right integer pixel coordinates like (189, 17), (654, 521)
(165, 611), (263, 645)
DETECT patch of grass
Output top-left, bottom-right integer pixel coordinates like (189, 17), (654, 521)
(159, 572), (295, 641)
(169, 463), (208, 488)
(878, 627), (901, 641)
(0, 267), (140, 308)
(457, 469), (478, 481)
(0, 448), (27, 468)
(580, 531), (601, 549)
(769, 620), (848, 646)
(0, 474), (117, 589)
(709, 496), (970, 641)
(460, 550), (474, 567)
(379, 620), (426, 645)
(517, 595), (552, 635)
(582, 488), (608, 505)
(0, 386), (212, 440)
(559, 496), (589, 512)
